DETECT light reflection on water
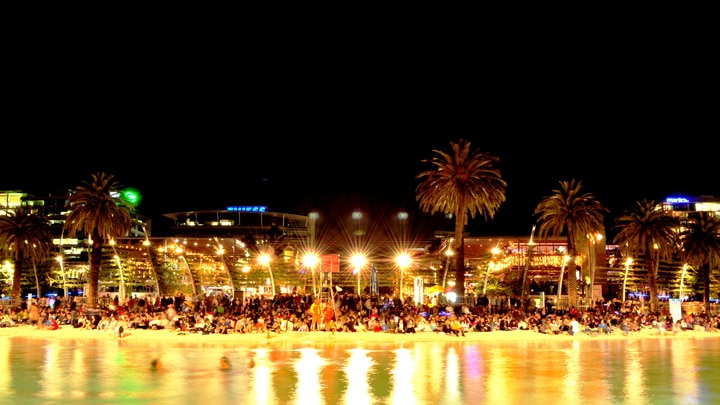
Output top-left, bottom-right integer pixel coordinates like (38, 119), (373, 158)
(1, 336), (720, 404)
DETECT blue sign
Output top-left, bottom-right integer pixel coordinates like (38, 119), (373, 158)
(227, 206), (267, 212)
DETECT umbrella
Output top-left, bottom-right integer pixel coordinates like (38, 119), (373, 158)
(427, 285), (444, 294)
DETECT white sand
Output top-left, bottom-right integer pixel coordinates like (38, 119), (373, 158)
(2, 324), (719, 344)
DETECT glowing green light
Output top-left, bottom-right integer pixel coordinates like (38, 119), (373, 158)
(121, 189), (141, 206)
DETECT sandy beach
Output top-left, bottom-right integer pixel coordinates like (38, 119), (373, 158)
(3, 323), (719, 344)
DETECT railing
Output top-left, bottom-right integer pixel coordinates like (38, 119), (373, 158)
(0, 296), (88, 309)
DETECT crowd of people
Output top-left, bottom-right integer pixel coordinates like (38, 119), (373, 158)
(2, 290), (720, 339)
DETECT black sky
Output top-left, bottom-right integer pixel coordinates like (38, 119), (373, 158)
(5, 33), (717, 239)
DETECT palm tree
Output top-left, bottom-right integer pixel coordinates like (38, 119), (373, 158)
(0, 206), (54, 303)
(680, 211), (720, 314)
(416, 139), (506, 298)
(65, 172), (134, 307)
(534, 179), (607, 309)
(613, 199), (679, 313)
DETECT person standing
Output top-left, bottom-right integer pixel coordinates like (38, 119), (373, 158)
(69, 297), (77, 327)
(28, 301), (40, 328)
(309, 299), (322, 331)
(323, 302), (336, 334)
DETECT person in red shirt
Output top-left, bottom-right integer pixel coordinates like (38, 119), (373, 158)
(323, 303), (336, 334)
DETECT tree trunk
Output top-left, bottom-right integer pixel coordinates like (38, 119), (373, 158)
(453, 204), (467, 298)
(11, 256), (23, 302)
(567, 261), (578, 309)
(33, 263), (40, 300)
(88, 234), (104, 308)
(703, 263), (711, 314)
(646, 250), (658, 313)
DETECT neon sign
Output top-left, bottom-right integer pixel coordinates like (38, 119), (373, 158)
(227, 206), (267, 212)
(666, 197), (690, 204)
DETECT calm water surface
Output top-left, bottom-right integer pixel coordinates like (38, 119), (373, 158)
(1, 336), (719, 405)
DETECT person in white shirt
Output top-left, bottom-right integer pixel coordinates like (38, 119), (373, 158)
(569, 317), (580, 336)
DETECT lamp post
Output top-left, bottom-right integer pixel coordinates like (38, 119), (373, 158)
(109, 238), (125, 302)
(113, 254), (125, 303)
(484, 244), (501, 295)
(351, 253), (366, 295)
(302, 253), (319, 296)
(258, 253), (276, 298)
(586, 232), (602, 301)
(56, 256), (68, 298)
(622, 258), (633, 302)
(396, 252), (411, 304)
(442, 240), (454, 289)
(56, 230), (68, 298)
(556, 254), (569, 308)
(215, 238), (236, 294)
(680, 263), (688, 301)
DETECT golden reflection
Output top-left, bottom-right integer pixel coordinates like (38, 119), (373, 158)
(4, 339), (719, 403)
(485, 346), (512, 401)
(559, 341), (582, 401)
(39, 341), (64, 398)
(0, 343), (7, 397)
(624, 344), (648, 403)
(294, 348), (324, 405)
(443, 346), (461, 402)
(670, 339), (700, 399)
(343, 348), (374, 405)
(253, 348), (273, 404)
(391, 348), (416, 404)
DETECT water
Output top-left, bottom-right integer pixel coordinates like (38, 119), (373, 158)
(2, 336), (719, 404)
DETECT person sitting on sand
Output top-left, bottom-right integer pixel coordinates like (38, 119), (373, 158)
(1, 313), (16, 327)
(42, 316), (59, 330)
(597, 318), (611, 334)
(255, 317), (267, 333)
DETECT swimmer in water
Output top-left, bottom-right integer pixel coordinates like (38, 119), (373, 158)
(151, 359), (162, 370)
(220, 356), (231, 370)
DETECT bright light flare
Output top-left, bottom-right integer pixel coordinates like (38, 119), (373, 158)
(351, 253), (367, 274)
(302, 253), (319, 268)
(395, 252), (411, 269)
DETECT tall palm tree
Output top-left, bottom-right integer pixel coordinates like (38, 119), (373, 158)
(613, 199), (679, 313)
(534, 179), (607, 309)
(416, 139), (506, 298)
(0, 206), (54, 302)
(680, 211), (720, 314)
(65, 172), (133, 307)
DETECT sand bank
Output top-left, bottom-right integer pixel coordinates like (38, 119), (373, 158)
(2, 324), (719, 344)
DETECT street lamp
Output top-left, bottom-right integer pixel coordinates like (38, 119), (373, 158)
(396, 252), (411, 304)
(442, 241), (454, 289)
(556, 254), (570, 307)
(586, 232), (602, 301)
(302, 252), (320, 296)
(258, 253), (276, 298)
(680, 263), (688, 301)
(56, 256), (68, 298)
(109, 238), (125, 302)
(351, 253), (367, 295)
(484, 244), (502, 295)
(622, 258), (633, 302)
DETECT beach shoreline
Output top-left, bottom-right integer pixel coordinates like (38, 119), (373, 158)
(3, 323), (719, 344)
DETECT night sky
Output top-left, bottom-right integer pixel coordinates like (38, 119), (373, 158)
(5, 36), (716, 240)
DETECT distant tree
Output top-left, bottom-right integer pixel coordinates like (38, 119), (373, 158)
(65, 172), (133, 307)
(680, 211), (720, 313)
(0, 206), (54, 302)
(613, 199), (679, 312)
(534, 179), (607, 309)
(416, 139), (506, 297)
